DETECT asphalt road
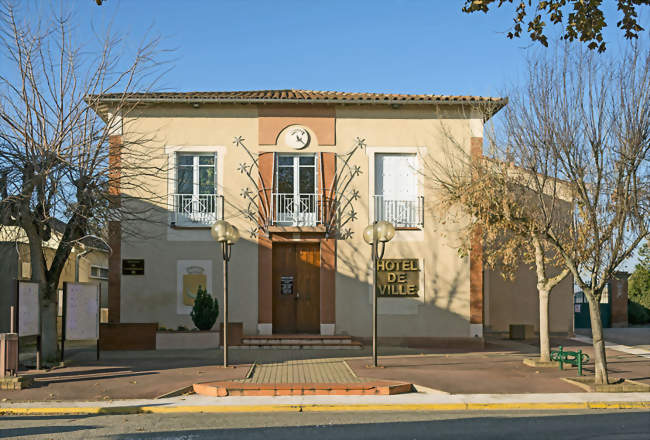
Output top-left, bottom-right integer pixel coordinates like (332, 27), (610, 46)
(1, 410), (649, 439)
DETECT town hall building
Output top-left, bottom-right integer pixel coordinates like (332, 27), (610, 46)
(92, 90), (574, 348)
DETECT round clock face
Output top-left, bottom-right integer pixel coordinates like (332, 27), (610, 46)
(285, 127), (310, 149)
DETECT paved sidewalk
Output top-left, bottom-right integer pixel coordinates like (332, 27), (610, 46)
(576, 327), (650, 351)
(242, 359), (361, 384)
(1, 390), (649, 415)
(3, 337), (649, 403)
(571, 334), (650, 359)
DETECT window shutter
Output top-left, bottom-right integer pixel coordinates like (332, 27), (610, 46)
(376, 154), (417, 200)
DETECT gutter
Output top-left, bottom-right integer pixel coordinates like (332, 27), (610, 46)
(90, 97), (507, 107)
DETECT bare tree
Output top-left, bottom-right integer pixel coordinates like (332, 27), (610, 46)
(437, 44), (650, 384)
(529, 45), (650, 385)
(428, 120), (570, 364)
(0, 2), (166, 362)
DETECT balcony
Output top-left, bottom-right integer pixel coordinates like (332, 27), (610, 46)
(271, 193), (322, 226)
(171, 194), (223, 227)
(373, 195), (424, 228)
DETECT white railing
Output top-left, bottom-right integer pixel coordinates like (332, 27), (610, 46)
(374, 195), (424, 228)
(272, 193), (321, 226)
(171, 194), (223, 227)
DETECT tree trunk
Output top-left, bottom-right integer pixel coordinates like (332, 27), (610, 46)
(538, 289), (551, 362)
(586, 295), (609, 384)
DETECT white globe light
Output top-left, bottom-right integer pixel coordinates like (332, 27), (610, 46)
(376, 221), (395, 242)
(226, 224), (240, 244)
(363, 224), (375, 244)
(211, 220), (229, 243)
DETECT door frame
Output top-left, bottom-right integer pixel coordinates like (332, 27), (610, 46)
(258, 234), (336, 336)
(271, 243), (321, 334)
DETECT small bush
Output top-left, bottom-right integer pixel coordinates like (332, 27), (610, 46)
(628, 300), (650, 325)
(190, 285), (219, 331)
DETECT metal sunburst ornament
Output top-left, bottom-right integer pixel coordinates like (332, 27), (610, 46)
(233, 136), (246, 147)
(237, 163), (250, 174)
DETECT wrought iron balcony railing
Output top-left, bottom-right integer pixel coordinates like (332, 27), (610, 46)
(373, 195), (424, 228)
(171, 194), (223, 227)
(272, 193), (322, 226)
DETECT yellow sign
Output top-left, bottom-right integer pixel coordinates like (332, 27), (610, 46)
(183, 266), (207, 306)
(376, 259), (419, 297)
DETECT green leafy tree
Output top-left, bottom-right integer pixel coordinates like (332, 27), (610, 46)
(463, 0), (650, 52)
(190, 286), (219, 331)
(629, 242), (650, 323)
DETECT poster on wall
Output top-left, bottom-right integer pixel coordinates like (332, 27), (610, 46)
(177, 260), (213, 315)
(64, 282), (100, 341)
(18, 281), (40, 336)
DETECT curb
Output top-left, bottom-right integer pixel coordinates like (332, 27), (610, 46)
(1, 401), (649, 415)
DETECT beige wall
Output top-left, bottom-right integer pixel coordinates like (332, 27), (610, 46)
(17, 244), (108, 307)
(117, 102), (569, 338)
(485, 265), (574, 334)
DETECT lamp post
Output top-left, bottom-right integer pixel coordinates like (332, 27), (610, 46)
(363, 220), (395, 367)
(211, 220), (240, 367)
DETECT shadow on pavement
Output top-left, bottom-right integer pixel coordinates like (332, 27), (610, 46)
(0, 424), (98, 438)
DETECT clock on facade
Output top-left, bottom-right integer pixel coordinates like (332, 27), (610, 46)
(285, 127), (310, 149)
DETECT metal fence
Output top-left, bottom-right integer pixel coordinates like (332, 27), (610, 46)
(373, 195), (424, 228)
(171, 194), (223, 226)
(272, 193), (321, 226)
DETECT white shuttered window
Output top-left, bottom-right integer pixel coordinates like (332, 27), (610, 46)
(374, 153), (421, 227)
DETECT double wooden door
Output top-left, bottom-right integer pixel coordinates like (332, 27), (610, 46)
(272, 243), (320, 333)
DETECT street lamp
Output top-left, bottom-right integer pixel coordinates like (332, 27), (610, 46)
(211, 220), (240, 367)
(363, 220), (395, 367)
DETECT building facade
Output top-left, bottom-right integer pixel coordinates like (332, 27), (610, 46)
(96, 90), (573, 346)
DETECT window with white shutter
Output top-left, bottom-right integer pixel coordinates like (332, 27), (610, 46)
(374, 153), (422, 227)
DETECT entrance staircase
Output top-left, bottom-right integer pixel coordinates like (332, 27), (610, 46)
(235, 334), (362, 349)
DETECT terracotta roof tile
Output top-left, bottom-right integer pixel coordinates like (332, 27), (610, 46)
(90, 89), (506, 106)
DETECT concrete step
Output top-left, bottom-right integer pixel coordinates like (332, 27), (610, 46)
(233, 343), (362, 350)
(193, 380), (414, 396)
(241, 335), (357, 347)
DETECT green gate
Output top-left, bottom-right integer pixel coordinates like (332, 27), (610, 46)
(574, 292), (611, 329)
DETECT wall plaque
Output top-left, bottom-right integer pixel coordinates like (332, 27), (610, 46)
(376, 259), (420, 297)
(122, 259), (144, 275)
(280, 276), (294, 295)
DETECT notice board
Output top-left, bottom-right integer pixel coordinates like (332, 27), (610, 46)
(64, 282), (100, 341)
(18, 281), (40, 336)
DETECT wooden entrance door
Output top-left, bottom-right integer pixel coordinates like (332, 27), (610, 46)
(272, 243), (320, 333)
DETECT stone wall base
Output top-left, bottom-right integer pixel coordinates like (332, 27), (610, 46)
(1, 375), (33, 390)
(356, 337), (485, 350)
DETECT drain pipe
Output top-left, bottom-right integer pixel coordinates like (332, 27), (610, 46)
(75, 249), (92, 282)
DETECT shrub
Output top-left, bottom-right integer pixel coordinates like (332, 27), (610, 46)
(628, 300), (650, 325)
(190, 285), (219, 331)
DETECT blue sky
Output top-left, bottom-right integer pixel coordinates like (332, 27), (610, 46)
(71, 0), (645, 97)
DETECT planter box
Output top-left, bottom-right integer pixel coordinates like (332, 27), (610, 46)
(155, 331), (220, 350)
(100, 323), (157, 350)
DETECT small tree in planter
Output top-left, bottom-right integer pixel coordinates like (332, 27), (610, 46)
(190, 286), (219, 331)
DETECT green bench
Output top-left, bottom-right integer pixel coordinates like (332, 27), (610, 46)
(550, 346), (590, 376)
